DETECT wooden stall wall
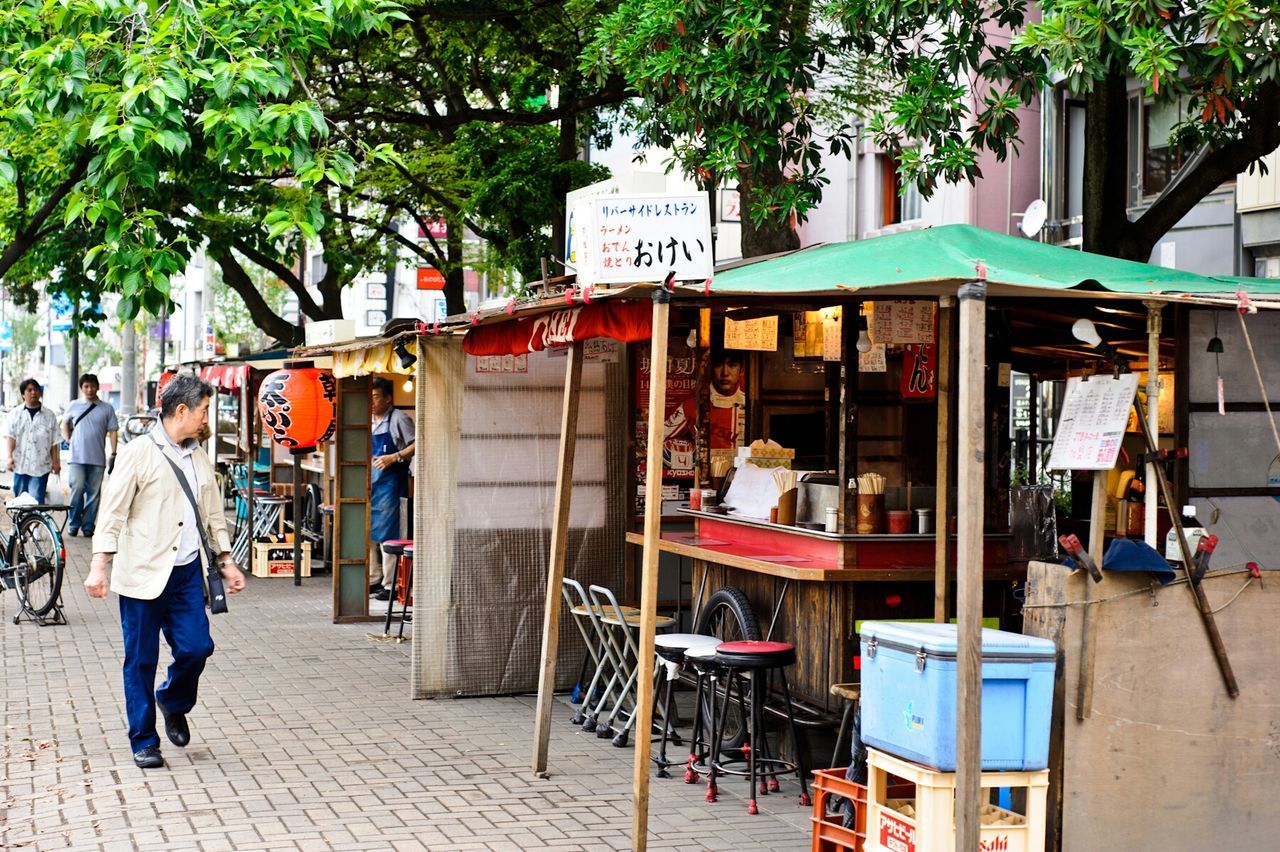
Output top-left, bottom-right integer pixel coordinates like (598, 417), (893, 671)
(1024, 562), (1279, 851)
(332, 374), (372, 621)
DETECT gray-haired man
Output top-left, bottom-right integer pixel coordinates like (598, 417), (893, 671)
(85, 373), (245, 769)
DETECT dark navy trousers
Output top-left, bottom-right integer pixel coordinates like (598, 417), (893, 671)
(118, 558), (215, 752)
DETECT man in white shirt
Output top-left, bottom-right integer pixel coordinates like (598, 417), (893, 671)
(85, 373), (245, 769)
(5, 378), (61, 503)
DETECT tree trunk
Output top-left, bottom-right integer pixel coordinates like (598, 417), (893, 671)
(550, 108), (578, 268)
(444, 218), (465, 316)
(211, 251), (305, 346)
(1081, 69), (1146, 260)
(737, 167), (800, 258)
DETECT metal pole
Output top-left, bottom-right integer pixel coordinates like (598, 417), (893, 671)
(1143, 301), (1162, 547)
(69, 299), (80, 404)
(293, 454), (303, 586)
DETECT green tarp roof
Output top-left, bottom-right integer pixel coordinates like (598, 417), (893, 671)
(711, 224), (1268, 297)
(1213, 275), (1280, 295)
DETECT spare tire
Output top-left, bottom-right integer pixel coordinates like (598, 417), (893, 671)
(694, 586), (761, 751)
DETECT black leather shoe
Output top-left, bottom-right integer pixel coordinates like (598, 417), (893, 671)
(133, 746), (165, 769)
(159, 707), (190, 747)
(373, 588), (391, 601)
(369, 582), (383, 594)
(68, 529), (79, 537)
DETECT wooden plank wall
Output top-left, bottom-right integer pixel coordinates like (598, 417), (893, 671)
(1024, 561), (1279, 851)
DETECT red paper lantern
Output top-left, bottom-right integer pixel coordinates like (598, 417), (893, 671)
(257, 360), (336, 455)
(157, 370), (178, 401)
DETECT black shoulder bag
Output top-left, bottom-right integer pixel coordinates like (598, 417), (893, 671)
(158, 447), (229, 614)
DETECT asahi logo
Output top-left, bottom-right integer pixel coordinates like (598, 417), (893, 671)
(529, 308), (583, 350)
(878, 811), (915, 852)
(980, 835), (1010, 851)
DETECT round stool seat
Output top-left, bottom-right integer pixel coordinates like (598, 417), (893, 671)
(684, 642), (723, 665)
(830, 682), (861, 702)
(381, 538), (413, 556)
(571, 603), (640, 618)
(654, 633), (720, 664)
(403, 544), (414, 556)
(715, 640), (796, 668)
(603, 611), (677, 630)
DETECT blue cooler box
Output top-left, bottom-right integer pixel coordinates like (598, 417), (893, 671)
(859, 621), (1056, 771)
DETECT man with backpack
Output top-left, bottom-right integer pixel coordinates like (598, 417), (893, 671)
(61, 373), (119, 536)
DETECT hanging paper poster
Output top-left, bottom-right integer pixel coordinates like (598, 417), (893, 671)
(871, 300), (936, 344)
(1047, 373), (1140, 470)
(900, 343), (938, 399)
(859, 343), (887, 372)
(823, 311), (843, 362)
(724, 315), (779, 351)
(588, 194), (714, 285)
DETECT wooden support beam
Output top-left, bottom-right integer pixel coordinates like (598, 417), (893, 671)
(838, 305), (859, 532)
(632, 291), (671, 851)
(532, 340), (585, 776)
(935, 296), (954, 622)
(955, 282), (986, 852)
(1076, 471), (1109, 721)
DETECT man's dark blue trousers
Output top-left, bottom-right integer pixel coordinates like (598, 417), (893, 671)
(118, 557), (215, 751)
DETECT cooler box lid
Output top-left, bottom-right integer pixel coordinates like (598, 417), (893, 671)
(860, 621), (1056, 661)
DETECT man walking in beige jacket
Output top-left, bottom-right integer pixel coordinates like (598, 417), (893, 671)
(84, 374), (245, 769)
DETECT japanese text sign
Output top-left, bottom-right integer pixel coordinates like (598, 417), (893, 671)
(586, 194), (713, 285)
(871, 300), (936, 344)
(1047, 373), (1139, 470)
(724, 315), (778, 351)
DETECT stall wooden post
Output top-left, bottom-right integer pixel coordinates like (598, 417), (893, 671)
(838, 303), (860, 531)
(954, 281), (986, 852)
(532, 341), (585, 776)
(1143, 301), (1162, 548)
(934, 296), (954, 622)
(1075, 471), (1109, 720)
(632, 289), (671, 852)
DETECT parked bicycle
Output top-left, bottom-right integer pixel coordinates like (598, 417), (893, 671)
(0, 486), (67, 626)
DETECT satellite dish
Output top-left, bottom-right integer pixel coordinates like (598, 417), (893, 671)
(1019, 199), (1048, 238)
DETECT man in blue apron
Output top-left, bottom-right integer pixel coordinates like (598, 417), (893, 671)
(369, 377), (415, 601)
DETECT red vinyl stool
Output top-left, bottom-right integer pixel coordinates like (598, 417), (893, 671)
(707, 640), (811, 814)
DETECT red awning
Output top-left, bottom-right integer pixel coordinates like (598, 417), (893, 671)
(462, 300), (653, 356)
(200, 365), (248, 392)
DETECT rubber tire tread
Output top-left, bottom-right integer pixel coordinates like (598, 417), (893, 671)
(694, 586), (761, 751)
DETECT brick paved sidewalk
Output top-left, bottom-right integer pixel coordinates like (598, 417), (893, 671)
(2, 531), (814, 851)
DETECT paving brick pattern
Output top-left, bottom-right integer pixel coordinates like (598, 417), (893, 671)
(2, 531), (813, 850)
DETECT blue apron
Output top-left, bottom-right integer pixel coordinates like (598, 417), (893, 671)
(370, 416), (410, 542)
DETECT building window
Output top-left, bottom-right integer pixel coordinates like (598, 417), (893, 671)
(1143, 99), (1191, 197)
(881, 153), (922, 226)
(1254, 253), (1280, 279)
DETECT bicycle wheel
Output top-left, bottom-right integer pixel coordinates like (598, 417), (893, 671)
(14, 512), (63, 617)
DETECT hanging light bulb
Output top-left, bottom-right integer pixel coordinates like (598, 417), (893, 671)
(402, 378), (414, 393)
(856, 314), (872, 353)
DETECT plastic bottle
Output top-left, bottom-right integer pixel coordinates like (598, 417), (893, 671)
(1165, 504), (1206, 561)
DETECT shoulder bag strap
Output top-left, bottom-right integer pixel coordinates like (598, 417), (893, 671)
(71, 401), (98, 430)
(155, 442), (219, 562)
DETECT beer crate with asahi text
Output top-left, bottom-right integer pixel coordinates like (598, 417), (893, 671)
(864, 748), (1047, 852)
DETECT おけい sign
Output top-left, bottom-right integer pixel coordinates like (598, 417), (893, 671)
(577, 194), (713, 286)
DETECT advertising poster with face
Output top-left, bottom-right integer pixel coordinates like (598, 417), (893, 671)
(634, 336), (748, 511)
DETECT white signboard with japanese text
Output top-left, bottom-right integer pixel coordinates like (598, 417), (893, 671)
(724, 315), (778, 351)
(585, 194), (713, 285)
(1047, 373), (1139, 470)
(871, 300), (936, 344)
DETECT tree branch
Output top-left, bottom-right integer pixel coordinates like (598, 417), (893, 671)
(0, 153), (90, 281)
(230, 239), (323, 319)
(211, 250), (301, 345)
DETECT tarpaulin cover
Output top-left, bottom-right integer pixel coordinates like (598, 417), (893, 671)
(462, 300), (651, 356)
(411, 339), (627, 698)
(711, 224), (1252, 296)
(332, 339), (417, 378)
